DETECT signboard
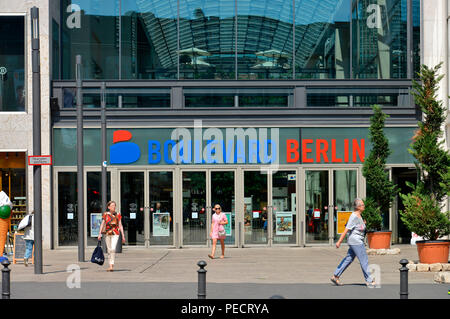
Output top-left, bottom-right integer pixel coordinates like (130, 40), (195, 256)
(28, 155), (52, 165)
(223, 212), (232, 236)
(252, 211), (260, 218)
(275, 212), (293, 235)
(313, 209), (321, 219)
(13, 233), (34, 265)
(337, 211), (353, 234)
(90, 213), (102, 237)
(153, 212), (170, 237)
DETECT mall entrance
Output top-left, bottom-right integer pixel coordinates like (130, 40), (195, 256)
(55, 166), (365, 248)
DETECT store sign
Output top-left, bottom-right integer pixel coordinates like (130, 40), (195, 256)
(109, 129), (365, 165)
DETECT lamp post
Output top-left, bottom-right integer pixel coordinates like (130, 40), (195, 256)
(101, 82), (107, 217)
(31, 6), (43, 275)
(76, 55), (84, 262)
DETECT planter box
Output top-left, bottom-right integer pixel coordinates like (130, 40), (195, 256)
(367, 231), (392, 249)
(416, 240), (450, 264)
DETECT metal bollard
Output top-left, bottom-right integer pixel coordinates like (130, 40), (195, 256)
(197, 260), (207, 299)
(399, 259), (409, 299)
(2, 259), (11, 299)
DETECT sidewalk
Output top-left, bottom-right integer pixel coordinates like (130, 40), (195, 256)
(4, 244), (450, 299)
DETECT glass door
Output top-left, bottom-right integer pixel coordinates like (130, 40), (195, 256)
(305, 170), (330, 244)
(272, 171), (297, 245)
(333, 170), (357, 242)
(244, 171), (268, 245)
(149, 171), (174, 246)
(210, 171), (236, 246)
(120, 172), (145, 246)
(182, 171), (207, 245)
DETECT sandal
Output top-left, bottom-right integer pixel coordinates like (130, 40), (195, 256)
(366, 281), (376, 288)
(208, 254), (214, 259)
(330, 276), (343, 286)
(220, 256), (224, 259)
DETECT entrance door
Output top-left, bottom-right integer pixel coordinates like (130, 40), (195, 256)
(244, 170), (268, 245)
(120, 172), (145, 246)
(305, 170), (330, 244)
(182, 171), (207, 245)
(149, 171), (174, 246)
(210, 171), (236, 246)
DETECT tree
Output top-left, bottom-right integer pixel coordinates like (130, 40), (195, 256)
(399, 63), (450, 241)
(362, 105), (399, 231)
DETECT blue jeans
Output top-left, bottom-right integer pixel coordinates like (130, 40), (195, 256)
(334, 244), (373, 283)
(24, 240), (34, 259)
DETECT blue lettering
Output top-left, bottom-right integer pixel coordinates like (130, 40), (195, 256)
(148, 140), (161, 164)
(164, 140), (176, 164)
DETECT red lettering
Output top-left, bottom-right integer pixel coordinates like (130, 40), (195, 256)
(331, 139), (342, 163)
(302, 139), (314, 163)
(286, 139), (299, 163)
(352, 139), (365, 162)
(344, 139), (349, 163)
(316, 139), (329, 163)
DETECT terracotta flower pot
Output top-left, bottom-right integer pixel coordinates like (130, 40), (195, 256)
(367, 231), (392, 249)
(0, 217), (11, 256)
(416, 240), (450, 264)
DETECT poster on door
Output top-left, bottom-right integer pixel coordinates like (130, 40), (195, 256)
(90, 213), (102, 237)
(153, 212), (170, 237)
(337, 211), (353, 234)
(275, 212), (293, 235)
(223, 212), (232, 236)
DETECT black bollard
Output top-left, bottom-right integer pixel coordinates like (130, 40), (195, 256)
(399, 259), (409, 299)
(2, 259), (11, 299)
(197, 260), (207, 299)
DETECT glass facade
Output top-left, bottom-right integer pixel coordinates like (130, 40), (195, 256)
(0, 16), (25, 112)
(58, 0), (420, 81)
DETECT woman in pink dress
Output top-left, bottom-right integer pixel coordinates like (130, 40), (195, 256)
(208, 204), (228, 259)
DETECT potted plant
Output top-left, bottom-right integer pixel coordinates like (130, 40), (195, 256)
(362, 105), (399, 249)
(400, 62), (450, 264)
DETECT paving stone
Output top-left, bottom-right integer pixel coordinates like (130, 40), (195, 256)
(407, 264), (417, 271)
(442, 263), (450, 271)
(416, 264), (430, 272)
(429, 263), (443, 272)
(434, 272), (450, 283)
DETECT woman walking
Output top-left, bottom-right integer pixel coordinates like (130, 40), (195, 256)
(331, 198), (376, 288)
(208, 204), (228, 259)
(97, 201), (125, 272)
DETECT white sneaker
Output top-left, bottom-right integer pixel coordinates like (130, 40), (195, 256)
(24, 258), (28, 267)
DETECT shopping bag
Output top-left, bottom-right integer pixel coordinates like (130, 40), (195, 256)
(17, 215), (31, 231)
(90, 241), (105, 265)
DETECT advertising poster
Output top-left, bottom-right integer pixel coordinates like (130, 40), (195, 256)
(90, 213), (102, 237)
(153, 212), (170, 237)
(275, 212), (293, 235)
(223, 212), (232, 236)
(337, 211), (353, 234)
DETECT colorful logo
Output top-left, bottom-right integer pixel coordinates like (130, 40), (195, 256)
(109, 130), (141, 164)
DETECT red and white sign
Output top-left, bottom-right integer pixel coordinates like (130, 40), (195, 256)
(28, 155), (52, 165)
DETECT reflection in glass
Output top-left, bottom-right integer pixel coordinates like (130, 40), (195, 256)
(272, 171), (296, 245)
(295, 0), (350, 79)
(179, 0), (235, 79)
(352, 0), (407, 79)
(211, 171), (235, 245)
(120, 172), (145, 245)
(87, 172), (111, 246)
(149, 172), (174, 245)
(58, 172), (78, 246)
(333, 170), (357, 241)
(237, 0), (293, 79)
(244, 171), (268, 244)
(183, 172), (207, 245)
(0, 16), (25, 111)
(305, 171), (329, 243)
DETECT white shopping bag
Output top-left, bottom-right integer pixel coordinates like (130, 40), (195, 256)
(410, 232), (423, 245)
(0, 191), (12, 208)
(17, 215), (31, 231)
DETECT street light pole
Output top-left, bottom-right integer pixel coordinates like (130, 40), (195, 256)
(101, 82), (107, 214)
(31, 6), (43, 275)
(76, 55), (84, 262)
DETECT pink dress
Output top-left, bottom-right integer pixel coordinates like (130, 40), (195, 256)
(211, 213), (227, 239)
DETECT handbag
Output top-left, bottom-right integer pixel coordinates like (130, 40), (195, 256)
(218, 213), (226, 237)
(90, 240), (105, 265)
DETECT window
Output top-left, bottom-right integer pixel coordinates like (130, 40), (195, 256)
(0, 16), (25, 112)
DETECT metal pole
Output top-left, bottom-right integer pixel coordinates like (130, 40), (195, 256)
(101, 82), (107, 213)
(399, 259), (409, 299)
(2, 259), (11, 299)
(76, 55), (85, 262)
(197, 260), (207, 299)
(31, 6), (43, 275)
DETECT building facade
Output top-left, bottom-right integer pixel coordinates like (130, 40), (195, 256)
(0, 0), (448, 250)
